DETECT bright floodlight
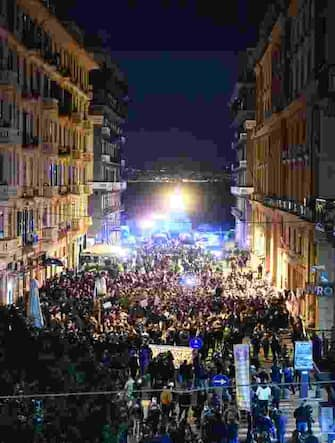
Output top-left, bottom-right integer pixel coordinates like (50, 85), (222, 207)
(151, 212), (166, 220)
(169, 190), (185, 211)
(139, 219), (155, 230)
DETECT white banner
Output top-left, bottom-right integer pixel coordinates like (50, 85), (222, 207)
(234, 344), (251, 411)
(149, 344), (192, 368)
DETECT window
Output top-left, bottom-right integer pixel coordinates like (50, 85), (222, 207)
(0, 154), (4, 183)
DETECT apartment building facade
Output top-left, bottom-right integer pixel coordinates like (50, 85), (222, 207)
(0, 0), (98, 303)
(87, 47), (128, 246)
(247, 0), (335, 329)
(228, 49), (256, 251)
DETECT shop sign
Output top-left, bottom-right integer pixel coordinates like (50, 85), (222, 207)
(294, 341), (313, 370)
(233, 344), (251, 411)
(305, 283), (334, 296)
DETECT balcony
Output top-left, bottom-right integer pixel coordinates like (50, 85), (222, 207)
(22, 187), (35, 198)
(71, 110), (83, 125)
(0, 185), (19, 200)
(22, 31), (41, 54)
(58, 221), (71, 238)
(58, 146), (71, 157)
(22, 136), (40, 149)
(101, 126), (111, 138)
(58, 67), (71, 79)
(71, 218), (84, 231)
(41, 142), (58, 157)
(83, 184), (92, 194)
(231, 206), (243, 219)
(315, 199), (335, 236)
(42, 98), (59, 117)
(0, 237), (22, 257)
(70, 184), (82, 195)
(230, 186), (254, 197)
(42, 227), (58, 243)
(82, 152), (94, 162)
(90, 181), (122, 192)
(71, 150), (82, 160)
(59, 185), (68, 195)
(82, 119), (91, 131)
(101, 154), (110, 163)
(230, 96), (255, 128)
(0, 71), (18, 91)
(22, 233), (39, 252)
(0, 124), (22, 145)
(43, 186), (59, 198)
(85, 216), (93, 226)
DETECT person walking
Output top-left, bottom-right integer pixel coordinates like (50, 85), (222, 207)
(227, 417), (239, 443)
(283, 363), (295, 395)
(271, 383), (281, 410)
(262, 334), (270, 360)
(255, 384), (272, 413)
(273, 409), (288, 443)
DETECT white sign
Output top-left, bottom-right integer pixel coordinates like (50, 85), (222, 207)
(234, 344), (251, 411)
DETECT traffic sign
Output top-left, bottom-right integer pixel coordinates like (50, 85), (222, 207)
(211, 374), (230, 387)
(189, 337), (203, 349)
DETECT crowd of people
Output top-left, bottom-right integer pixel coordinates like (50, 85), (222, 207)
(0, 240), (320, 442)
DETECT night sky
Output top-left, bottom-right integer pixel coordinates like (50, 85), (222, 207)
(67, 0), (270, 170)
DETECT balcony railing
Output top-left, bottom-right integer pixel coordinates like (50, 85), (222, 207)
(59, 185), (68, 195)
(83, 184), (92, 194)
(58, 146), (71, 157)
(0, 237), (22, 256)
(22, 187), (35, 198)
(70, 184), (82, 195)
(262, 195), (315, 221)
(71, 110), (83, 125)
(43, 186), (59, 198)
(0, 71), (18, 89)
(82, 152), (94, 162)
(42, 97), (59, 115)
(90, 181), (122, 192)
(230, 186), (254, 196)
(101, 126), (111, 138)
(42, 227), (58, 243)
(22, 136), (40, 149)
(315, 199), (335, 233)
(42, 142), (58, 157)
(71, 150), (82, 160)
(0, 185), (19, 200)
(0, 124), (22, 145)
(231, 206), (243, 219)
(71, 219), (83, 231)
(101, 154), (110, 163)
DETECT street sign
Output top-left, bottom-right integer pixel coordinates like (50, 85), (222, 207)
(211, 374), (230, 387)
(189, 337), (203, 349)
(294, 341), (313, 370)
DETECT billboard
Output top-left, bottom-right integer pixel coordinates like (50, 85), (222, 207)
(294, 341), (313, 370)
(233, 344), (251, 411)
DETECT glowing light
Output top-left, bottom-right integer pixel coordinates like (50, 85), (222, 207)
(138, 219), (155, 230)
(179, 274), (199, 287)
(151, 212), (166, 220)
(169, 189), (185, 212)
